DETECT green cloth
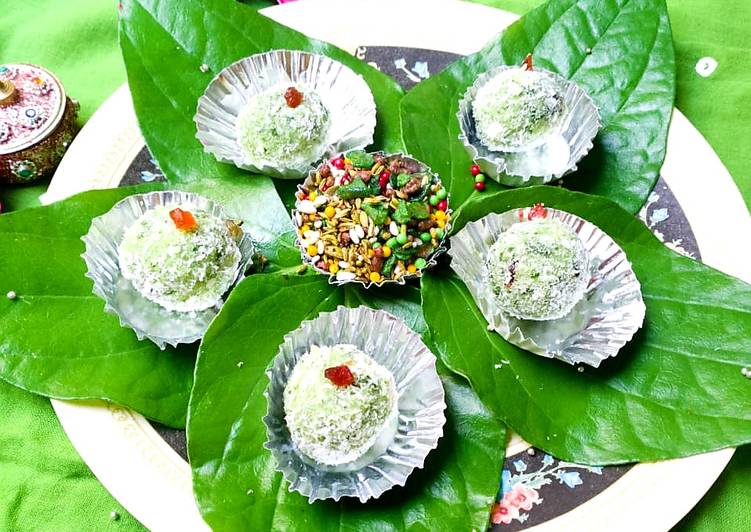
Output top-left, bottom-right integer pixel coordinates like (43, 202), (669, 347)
(1, 2), (142, 529)
(0, 0), (749, 530)
(0, 384), (142, 531)
(0, 0), (125, 212)
(675, 449), (751, 531)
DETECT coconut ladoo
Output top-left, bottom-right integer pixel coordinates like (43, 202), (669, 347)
(283, 343), (397, 466)
(458, 55), (600, 186)
(486, 212), (590, 320)
(118, 205), (242, 312)
(472, 60), (565, 152)
(196, 51), (377, 179)
(235, 85), (330, 168)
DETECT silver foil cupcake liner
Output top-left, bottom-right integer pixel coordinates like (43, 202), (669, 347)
(195, 50), (377, 179)
(81, 191), (255, 350)
(263, 305), (446, 503)
(449, 206), (645, 367)
(457, 65), (600, 186)
(292, 152), (452, 288)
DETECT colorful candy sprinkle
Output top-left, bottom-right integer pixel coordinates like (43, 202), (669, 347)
(471, 164), (486, 192)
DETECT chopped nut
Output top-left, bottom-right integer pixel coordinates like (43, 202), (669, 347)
(403, 176), (423, 196)
(417, 219), (437, 232)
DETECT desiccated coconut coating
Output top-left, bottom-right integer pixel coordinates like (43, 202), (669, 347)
(472, 67), (564, 151)
(118, 206), (241, 312)
(236, 85), (330, 168)
(486, 218), (589, 320)
(283, 344), (397, 466)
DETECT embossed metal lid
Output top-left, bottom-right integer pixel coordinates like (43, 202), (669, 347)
(0, 63), (67, 157)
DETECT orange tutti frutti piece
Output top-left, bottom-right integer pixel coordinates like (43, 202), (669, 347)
(169, 208), (198, 232)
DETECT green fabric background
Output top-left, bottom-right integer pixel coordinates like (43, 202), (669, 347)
(0, 0), (748, 530)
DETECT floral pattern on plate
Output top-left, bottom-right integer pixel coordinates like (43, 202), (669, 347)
(491, 453), (608, 526)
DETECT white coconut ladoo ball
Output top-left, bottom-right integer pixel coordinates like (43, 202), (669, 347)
(486, 217), (590, 320)
(236, 85), (330, 168)
(283, 344), (397, 466)
(472, 67), (565, 151)
(118, 206), (241, 312)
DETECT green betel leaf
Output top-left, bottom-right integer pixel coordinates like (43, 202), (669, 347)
(0, 187), (195, 428)
(188, 273), (505, 530)
(423, 186), (751, 465)
(400, 0), (675, 213)
(118, 0), (405, 264)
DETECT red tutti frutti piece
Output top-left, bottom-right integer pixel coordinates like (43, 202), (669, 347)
(284, 86), (304, 108)
(527, 203), (548, 220)
(523, 53), (533, 70)
(436, 199), (448, 212)
(470, 164), (481, 176)
(332, 157), (346, 170)
(474, 181), (486, 191)
(324, 365), (355, 387)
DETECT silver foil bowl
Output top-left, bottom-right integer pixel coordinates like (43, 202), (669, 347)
(449, 206), (645, 367)
(458, 66), (600, 186)
(195, 50), (377, 179)
(292, 152), (452, 288)
(263, 305), (446, 503)
(81, 191), (255, 349)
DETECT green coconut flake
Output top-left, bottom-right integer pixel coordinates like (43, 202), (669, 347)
(346, 150), (374, 169)
(396, 173), (412, 188)
(407, 201), (430, 220)
(337, 177), (371, 200)
(362, 203), (389, 226)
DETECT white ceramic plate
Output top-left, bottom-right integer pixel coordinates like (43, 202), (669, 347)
(43, 1), (751, 530)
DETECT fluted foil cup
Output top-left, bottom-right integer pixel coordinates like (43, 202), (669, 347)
(458, 66), (600, 187)
(81, 191), (255, 349)
(195, 50), (377, 179)
(449, 206), (645, 367)
(263, 305), (446, 503)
